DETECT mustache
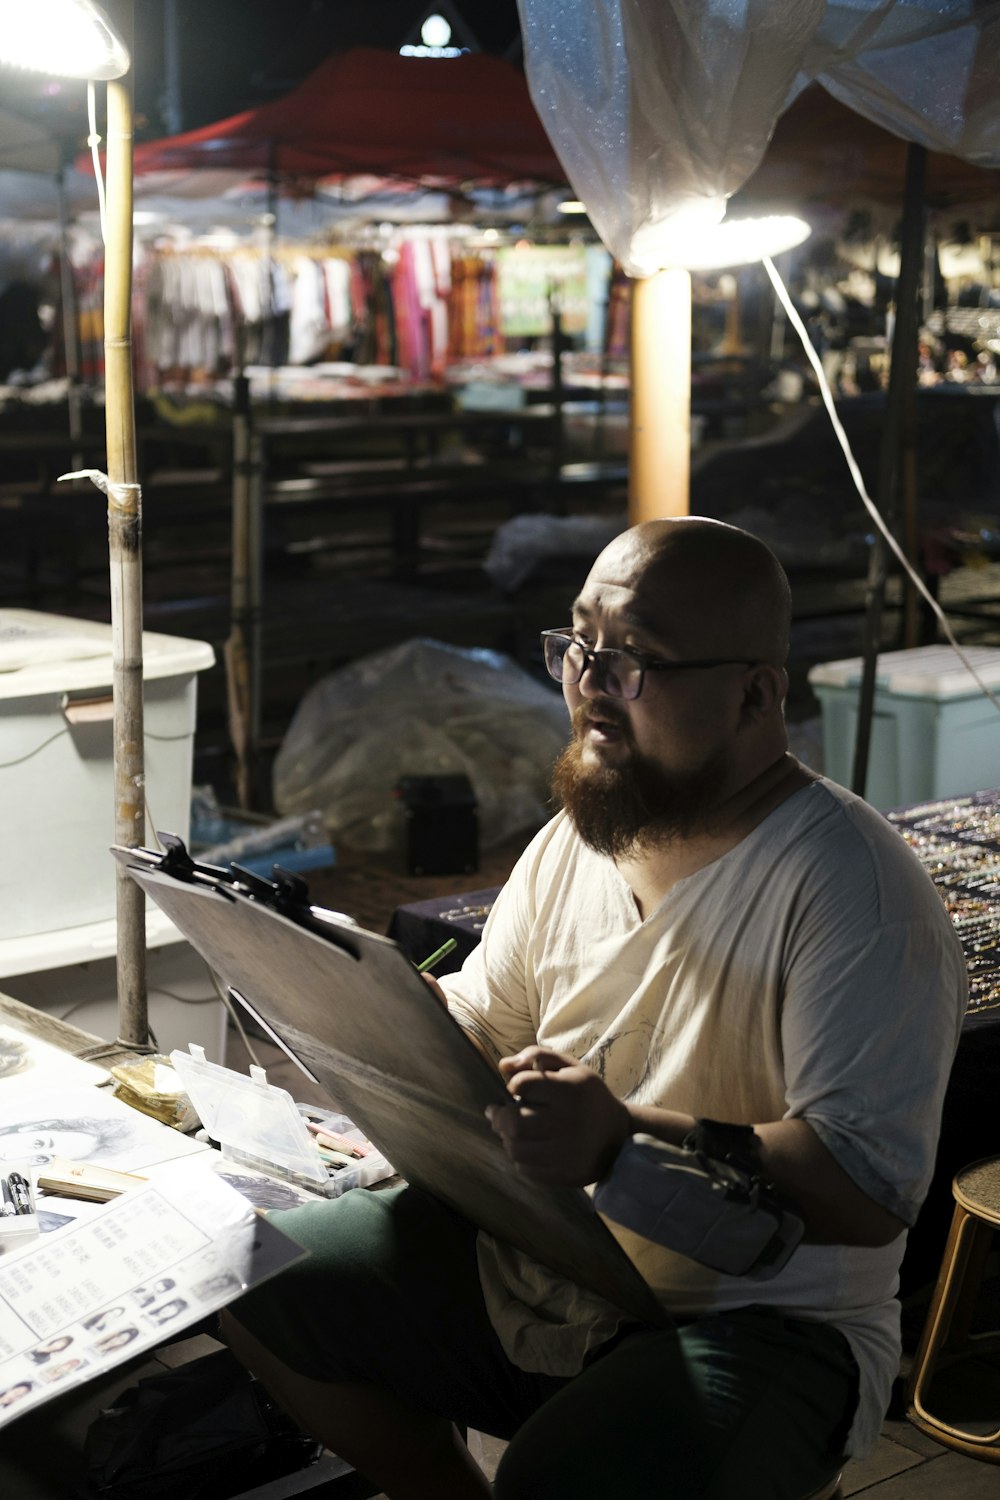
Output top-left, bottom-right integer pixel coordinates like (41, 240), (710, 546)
(570, 700), (632, 738)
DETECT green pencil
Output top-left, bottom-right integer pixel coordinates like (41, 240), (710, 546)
(416, 937), (459, 973)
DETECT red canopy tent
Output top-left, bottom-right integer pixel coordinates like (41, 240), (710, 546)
(129, 48), (566, 189)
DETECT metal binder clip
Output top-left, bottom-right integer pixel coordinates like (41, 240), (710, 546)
(157, 832), (198, 881)
(231, 863), (312, 917)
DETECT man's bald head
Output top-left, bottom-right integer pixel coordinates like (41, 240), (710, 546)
(590, 518), (791, 668)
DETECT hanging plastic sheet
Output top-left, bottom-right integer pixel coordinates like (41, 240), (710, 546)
(804, 2), (1000, 166)
(516, 0), (1000, 277)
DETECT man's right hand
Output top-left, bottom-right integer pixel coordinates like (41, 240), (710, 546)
(486, 1045), (631, 1187)
(420, 972), (449, 1006)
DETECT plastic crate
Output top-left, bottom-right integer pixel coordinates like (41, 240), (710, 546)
(808, 645), (1000, 809)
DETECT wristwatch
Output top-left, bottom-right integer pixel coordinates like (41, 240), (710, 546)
(684, 1118), (762, 1177)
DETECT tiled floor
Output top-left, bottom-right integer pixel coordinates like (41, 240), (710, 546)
(464, 1405), (1000, 1497)
(376, 1412), (1000, 1497)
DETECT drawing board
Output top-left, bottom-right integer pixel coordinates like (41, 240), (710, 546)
(116, 848), (665, 1326)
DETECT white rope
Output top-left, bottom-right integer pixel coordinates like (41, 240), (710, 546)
(87, 81), (108, 245)
(58, 469), (141, 512)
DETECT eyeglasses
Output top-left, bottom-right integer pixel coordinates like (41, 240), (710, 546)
(540, 629), (757, 701)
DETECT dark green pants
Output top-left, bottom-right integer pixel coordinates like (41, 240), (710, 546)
(230, 1185), (859, 1500)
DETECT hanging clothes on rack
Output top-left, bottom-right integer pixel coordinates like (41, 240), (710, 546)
(391, 228), (453, 380)
(447, 254), (500, 360)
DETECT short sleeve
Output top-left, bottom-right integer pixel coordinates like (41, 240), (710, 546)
(782, 901), (967, 1226)
(438, 835), (546, 1064)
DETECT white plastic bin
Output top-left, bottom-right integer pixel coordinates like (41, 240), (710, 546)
(808, 645), (1000, 809)
(0, 609), (214, 939)
(0, 910), (228, 1062)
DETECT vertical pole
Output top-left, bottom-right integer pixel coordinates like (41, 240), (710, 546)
(248, 426), (264, 786)
(162, 0), (183, 134)
(851, 144), (926, 797)
(265, 151), (278, 403)
(549, 291), (564, 481)
(57, 162), (84, 466)
(628, 267), (691, 523)
(104, 0), (148, 1050)
(226, 367), (255, 809)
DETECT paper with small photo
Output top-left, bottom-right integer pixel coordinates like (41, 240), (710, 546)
(204, 1160), (324, 1214)
(35, 1197), (104, 1235)
(0, 1162), (306, 1426)
(139, 1153), (326, 1213)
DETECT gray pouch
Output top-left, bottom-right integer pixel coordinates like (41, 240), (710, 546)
(593, 1134), (804, 1278)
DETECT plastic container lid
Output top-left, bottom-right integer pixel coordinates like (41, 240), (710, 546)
(807, 645), (1000, 699)
(0, 609), (214, 698)
(170, 1045), (329, 1190)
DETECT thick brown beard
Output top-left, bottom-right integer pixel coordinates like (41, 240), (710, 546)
(550, 705), (729, 857)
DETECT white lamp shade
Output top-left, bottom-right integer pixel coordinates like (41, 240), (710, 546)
(0, 0), (129, 80)
(630, 208), (811, 275)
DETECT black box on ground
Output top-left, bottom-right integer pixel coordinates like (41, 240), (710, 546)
(396, 774), (479, 877)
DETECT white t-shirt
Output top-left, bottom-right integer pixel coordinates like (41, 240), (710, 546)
(441, 778), (968, 1456)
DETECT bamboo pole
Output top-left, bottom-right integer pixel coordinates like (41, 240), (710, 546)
(628, 267), (691, 522)
(103, 0), (148, 1050)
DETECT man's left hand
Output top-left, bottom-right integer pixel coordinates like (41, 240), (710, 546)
(486, 1045), (630, 1186)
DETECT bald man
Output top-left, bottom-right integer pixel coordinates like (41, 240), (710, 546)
(224, 520), (966, 1500)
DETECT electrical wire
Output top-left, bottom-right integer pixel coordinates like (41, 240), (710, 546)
(764, 255), (1000, 717)
(140, 986), (216, 1005)
(0, 726), (189, 773)
(0, 727), (70, 769)
(56, 960), (259, 1066)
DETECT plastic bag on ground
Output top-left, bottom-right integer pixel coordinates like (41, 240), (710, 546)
(484, 512), (626, 592)
(272, 639), (570, 854)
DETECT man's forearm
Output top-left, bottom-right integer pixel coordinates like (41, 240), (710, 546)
(623, 1105), (906, 1248)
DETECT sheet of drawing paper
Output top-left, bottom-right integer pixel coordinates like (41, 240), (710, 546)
(0, 1024), (109, 1089)
(0, 1084), (212, 1174)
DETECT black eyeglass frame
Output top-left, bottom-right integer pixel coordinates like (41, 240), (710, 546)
(540, 628), (758, 701)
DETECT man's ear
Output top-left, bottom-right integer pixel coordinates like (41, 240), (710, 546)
(740, 664), (786, 723)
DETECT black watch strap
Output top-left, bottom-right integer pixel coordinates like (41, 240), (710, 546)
(685, 1118), (761, 1175)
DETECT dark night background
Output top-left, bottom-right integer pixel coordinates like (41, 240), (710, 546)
(0, 1), (524, 144)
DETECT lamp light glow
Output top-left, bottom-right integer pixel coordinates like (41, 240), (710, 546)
(629, 201), (810, 275)
(421, 14), (452, 48)
(0, 0), (129, 80)
(557, 199), (587, 215)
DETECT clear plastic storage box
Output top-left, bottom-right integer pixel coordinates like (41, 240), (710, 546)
(170, 1044), (394, 1198)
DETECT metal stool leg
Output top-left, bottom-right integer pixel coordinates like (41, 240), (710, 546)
(906, 1200), (1000, 1456)
(799, 1475), (842, 1500)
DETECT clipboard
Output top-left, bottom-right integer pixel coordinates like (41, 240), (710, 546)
(113, 840), (666, 1327)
